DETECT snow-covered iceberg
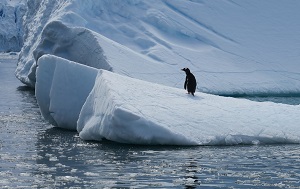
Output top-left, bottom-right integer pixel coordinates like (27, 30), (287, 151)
(36, 55), (300, 145)
(16, 0), (300, 95)
(16, 0), (300, 145)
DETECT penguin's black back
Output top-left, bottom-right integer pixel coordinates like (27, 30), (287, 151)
(186, 73), (197, 93)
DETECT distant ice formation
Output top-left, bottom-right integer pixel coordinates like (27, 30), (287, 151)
(0, 0), (25, 52)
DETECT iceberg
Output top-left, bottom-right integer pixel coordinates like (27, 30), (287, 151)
(15, 0), (300, 145)
(16, 0), (300, 95)
(36, 55), (300, 145)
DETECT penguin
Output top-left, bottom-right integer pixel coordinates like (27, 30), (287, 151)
(181, 68), (197, 96)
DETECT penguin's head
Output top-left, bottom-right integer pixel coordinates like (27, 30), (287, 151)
(181, 67), (190, 74)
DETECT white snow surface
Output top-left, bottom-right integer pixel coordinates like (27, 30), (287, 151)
(16, 0), (300, 145)
(37, 55), (300, 145)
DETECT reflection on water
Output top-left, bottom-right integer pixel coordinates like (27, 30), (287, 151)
(34, 127), (92, 188)
(32, 130), (300, 188)
(1, 55), (300, 188)
(244, 96), (300, 105)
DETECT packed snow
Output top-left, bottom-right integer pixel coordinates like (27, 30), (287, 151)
(14, 0), (300, 145)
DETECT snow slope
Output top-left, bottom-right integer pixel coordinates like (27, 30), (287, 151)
(37, 55), (300, 145)
(0, 0), (25, 52)
(16, 0), (300, 95)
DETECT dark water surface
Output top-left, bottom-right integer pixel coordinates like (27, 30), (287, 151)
(1, 54), (300, 188)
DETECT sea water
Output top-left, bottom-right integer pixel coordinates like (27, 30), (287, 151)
(1, 54), (300, 188)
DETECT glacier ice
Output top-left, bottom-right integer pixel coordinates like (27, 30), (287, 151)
(0, 1), (25, 52)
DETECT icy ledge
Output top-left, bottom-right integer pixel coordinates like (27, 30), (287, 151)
(35, 55), (98, 130)
(36, 55), (300, 145)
